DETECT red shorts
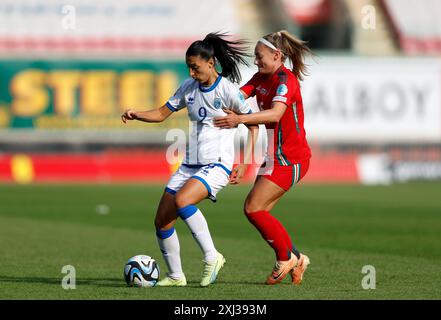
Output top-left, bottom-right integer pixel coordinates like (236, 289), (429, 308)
(259, 159), (310, 191)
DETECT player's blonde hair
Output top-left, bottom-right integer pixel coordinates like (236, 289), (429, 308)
(261, 30), (313, 81)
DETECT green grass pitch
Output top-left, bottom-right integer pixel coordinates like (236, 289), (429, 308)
(0, 182), (440, 299)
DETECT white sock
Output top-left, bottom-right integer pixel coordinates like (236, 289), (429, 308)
(180, 206), (218, 263)
(156, 227), (184, 279)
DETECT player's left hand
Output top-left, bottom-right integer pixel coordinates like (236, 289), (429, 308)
(213, 108), (241, 128)
(229, 164), (247, 184)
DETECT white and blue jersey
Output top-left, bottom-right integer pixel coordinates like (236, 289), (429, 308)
(166, 76), (252, 170)
(165, 76), (252, 201)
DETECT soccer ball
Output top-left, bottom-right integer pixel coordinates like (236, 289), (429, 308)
(124, 255), (160, 287)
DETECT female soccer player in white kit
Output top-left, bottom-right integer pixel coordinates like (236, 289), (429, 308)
(121, 33), (255, 287)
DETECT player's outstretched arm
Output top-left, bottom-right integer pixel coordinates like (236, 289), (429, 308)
(121, 105), (173, 124)
(214, 102), (286, 128)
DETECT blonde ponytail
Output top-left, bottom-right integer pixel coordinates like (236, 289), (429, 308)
(262, 30), (313, 81)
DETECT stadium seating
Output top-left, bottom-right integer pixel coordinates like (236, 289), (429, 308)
(280, 0), (398, 54)
(233, 0), (267, 44)
(281, 0), (333, 26)
(344, 0), (398, 55)
(381, 0), (441, 54)
(0, 0), (243, 57)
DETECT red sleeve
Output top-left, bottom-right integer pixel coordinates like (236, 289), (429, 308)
(240, 73), (260, 97)
(272, 74), (298, 107)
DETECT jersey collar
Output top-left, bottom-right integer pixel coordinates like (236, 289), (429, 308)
(259, 65), (285, 81)
(271, 65), (286, 79)
(199, 75), (222, 93)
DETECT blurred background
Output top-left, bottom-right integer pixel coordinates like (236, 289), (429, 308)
(0, 0), (440, 186)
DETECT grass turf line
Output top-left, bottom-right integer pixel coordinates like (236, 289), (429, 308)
(0, 183), (440, 299)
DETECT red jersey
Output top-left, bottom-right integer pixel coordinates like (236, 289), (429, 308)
(241, 65), (311, 166)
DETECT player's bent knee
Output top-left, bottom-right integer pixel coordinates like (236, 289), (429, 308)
(244, 199), (260, 216)
(154, 217), (165, 230)
(174, 192), (193, 209)
(154, 218), (175, 231)
(154, 211), (176, 230)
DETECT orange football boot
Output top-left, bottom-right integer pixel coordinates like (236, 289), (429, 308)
(265, 253), (297, 285)
(291, 253), (310, 285)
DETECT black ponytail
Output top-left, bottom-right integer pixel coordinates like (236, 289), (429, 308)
(186, 32), (250, 84)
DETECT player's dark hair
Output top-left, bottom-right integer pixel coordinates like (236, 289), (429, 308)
(263, 30), (313, 81)
(186, 32), (250, 84)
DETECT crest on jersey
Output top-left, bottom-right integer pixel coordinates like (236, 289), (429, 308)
(188, 97), (195, 105)
(256, 85), (268, 95)
(214, 97), (222, 109)
(276, 84), (288, 96)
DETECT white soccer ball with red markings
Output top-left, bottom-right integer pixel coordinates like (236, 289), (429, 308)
(124, 255), (160, 287)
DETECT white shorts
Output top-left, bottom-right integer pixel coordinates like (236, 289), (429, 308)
(165, 163), (231, 202)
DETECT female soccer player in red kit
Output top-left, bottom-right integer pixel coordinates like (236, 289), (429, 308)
(214, 30), (312, 285)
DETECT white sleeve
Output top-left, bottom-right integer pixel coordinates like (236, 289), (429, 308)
(166, 79), (193, 112)
(227, 85), (253, 115)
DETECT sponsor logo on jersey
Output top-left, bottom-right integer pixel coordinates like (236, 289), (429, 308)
(276, 84), (288, 96)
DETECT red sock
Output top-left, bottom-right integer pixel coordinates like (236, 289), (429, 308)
(273, 219), (293, 252)
(246, 210), (292, 261)
(272, 218), (301, 260)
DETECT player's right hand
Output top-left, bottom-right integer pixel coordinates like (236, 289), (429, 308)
(214, 108), (241, 129)
(121, 109), (137, 123)
(229, 164), (247, 185)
